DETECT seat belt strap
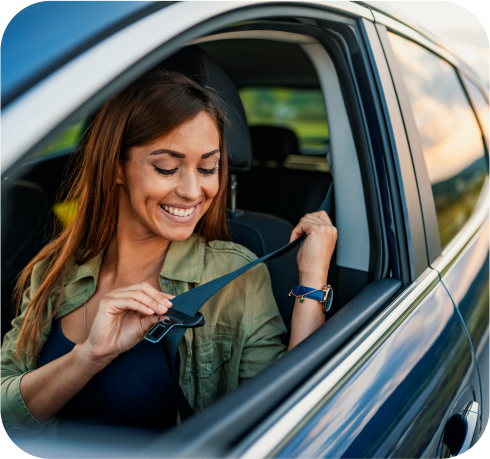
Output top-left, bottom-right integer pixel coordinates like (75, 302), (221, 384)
(160, 234), (305, 420)
(160, 184), (333, 420)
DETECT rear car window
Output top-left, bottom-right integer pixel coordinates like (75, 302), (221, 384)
(463, 76), (489, 144)
(389, 33), (488, 248)
(238, 87), (330, 171)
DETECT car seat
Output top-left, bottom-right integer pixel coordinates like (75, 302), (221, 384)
(160, 46), (302, 330)
(1, 180), (51, 341)
(238, 125), (333, 226)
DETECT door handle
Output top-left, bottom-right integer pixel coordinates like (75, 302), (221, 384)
(442, 401), (479, 457)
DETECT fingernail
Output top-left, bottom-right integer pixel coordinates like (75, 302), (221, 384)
(159, 304), (168, 313)
(147, 307), (154, 314)
(163, 299), (172, 306)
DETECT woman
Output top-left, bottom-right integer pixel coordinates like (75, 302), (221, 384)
(1, 70), (337, 436)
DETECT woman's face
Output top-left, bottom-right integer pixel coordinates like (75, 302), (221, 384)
(116, 111), (221, 241)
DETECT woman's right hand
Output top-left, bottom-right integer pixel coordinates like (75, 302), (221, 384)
(82, 282), (174, 364)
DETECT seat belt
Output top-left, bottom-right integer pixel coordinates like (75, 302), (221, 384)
(150, 184), (333, 420)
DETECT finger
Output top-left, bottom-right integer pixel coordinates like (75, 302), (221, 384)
(300, 212), (332, 227)
(104, 289), (169, 313)
(313, 210), (333, 225)
(103, 297), (157, 316)
(289, 223), (306, 243)
(126, 290), (170, 315)
(141, 313), (160, 332)
(124, 283), (174, 308)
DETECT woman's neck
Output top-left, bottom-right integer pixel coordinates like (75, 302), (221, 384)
(101, 227), (170, 288)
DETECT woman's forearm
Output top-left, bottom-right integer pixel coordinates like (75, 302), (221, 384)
(287, 275), (326, 350)
(20, 344), (113, 423)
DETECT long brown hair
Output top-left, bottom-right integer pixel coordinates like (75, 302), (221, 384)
(14, 70), (230, 358)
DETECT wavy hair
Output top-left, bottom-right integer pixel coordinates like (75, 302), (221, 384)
(14, 70), (230, 358)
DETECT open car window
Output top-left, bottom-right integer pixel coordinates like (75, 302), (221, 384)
(2, 4), (410, 457)
(239, 86), (330, 162)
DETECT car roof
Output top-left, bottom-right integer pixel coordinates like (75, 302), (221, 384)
(1, 1), (166, 106)
(1, 1), (484, 109)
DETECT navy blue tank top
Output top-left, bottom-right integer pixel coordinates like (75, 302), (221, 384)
(38, 318), (177, 433)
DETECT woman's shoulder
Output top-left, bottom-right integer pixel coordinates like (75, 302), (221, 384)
(28, 244), (87, 294)
(201, 238), (263, 283)
(206, 239), (257, 262)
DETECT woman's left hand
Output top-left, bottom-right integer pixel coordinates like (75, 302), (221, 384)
(290, 210), (337, 286)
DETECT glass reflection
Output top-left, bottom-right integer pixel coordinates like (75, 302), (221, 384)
(389, 33), (488, 248)
(463, 75), (489, 144)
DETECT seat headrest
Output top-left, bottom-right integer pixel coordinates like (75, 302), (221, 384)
(161, 46), (252, 174)
(250, 126), (300, 163)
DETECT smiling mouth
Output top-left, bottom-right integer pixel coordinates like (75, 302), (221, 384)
(159, 204), (197, 217)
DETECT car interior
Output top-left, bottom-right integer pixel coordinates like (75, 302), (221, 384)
(1, 28), (384, 342)
(2, 19), (406, 454)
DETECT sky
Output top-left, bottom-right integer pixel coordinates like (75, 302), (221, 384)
(368, 1), (489, 83)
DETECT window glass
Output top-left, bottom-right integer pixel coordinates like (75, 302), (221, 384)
(238, 87), (329, 171)
(463, 76), (489, 143)
(389, 33), (488, 248)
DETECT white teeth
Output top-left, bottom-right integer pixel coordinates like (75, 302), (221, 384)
(162, 205), (196, 216)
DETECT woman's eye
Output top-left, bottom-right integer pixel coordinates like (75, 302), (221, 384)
(198, 166), (219, 176)
(152, 164), (178, 176)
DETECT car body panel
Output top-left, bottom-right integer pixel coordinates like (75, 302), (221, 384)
(1, 1), (159, 105)
(440, 220), (490, 435)
(273, 280), (479, 457)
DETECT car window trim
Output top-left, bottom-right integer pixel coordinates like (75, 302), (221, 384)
(459, 71), (490, 152)
(376, 26), (442, 265)
(360, 19), (428, 281)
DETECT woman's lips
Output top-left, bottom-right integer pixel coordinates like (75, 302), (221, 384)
(158, 203), (199, 224)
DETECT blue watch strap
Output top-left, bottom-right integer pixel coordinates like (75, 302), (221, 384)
(289, 285), (333, 312)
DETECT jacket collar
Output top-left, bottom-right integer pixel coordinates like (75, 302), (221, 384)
(64, 233), (206, 287)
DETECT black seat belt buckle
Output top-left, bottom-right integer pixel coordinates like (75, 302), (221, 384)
(145, 310), (205, 344)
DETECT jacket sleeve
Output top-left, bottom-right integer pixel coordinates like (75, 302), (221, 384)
(238, 263), (287, 383)
(1, 285), (54, 435)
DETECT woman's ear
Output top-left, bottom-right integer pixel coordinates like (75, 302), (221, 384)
(116, 161), (126, 186)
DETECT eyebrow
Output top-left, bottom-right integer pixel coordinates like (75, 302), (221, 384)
(149, 149), (220, 159)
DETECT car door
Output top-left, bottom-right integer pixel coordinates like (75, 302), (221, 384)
(377, 15), (489, 445)
(1, 3), (484, 458)
(227, 18), (481, 459)
(373, 12), (489, 455)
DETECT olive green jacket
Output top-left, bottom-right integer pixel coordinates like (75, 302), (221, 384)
(1, 233), (287, 436)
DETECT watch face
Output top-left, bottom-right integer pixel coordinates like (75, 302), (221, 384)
(325, 287), (333, 312)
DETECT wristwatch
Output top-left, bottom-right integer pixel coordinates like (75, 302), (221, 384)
(288, 284), (333, 312)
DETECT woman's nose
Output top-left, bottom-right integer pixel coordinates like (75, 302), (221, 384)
(175, 170), (201, 202)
